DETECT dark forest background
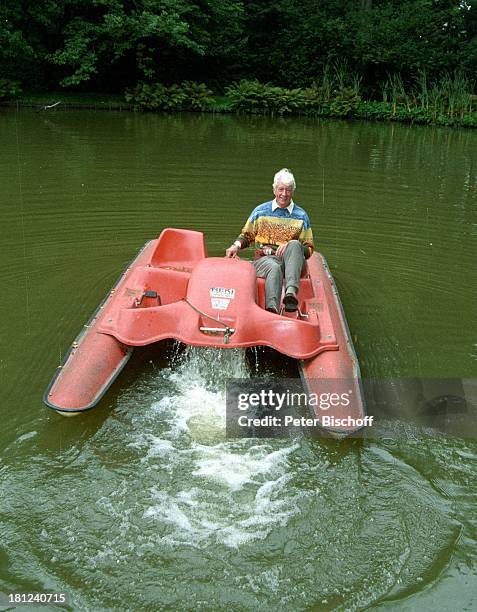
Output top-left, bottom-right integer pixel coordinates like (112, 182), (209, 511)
(1, 0), (476, 96)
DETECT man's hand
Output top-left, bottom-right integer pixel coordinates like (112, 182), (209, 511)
(275, 243), (288, 258)
(225, 244), (240, 258)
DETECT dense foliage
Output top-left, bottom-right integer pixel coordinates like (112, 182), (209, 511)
(1, 0), (476, 99)
(224, 78), (362, 117)
(125, 81), (214, 111)
(122, 74), (477, 126)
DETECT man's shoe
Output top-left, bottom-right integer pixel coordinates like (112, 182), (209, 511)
(266, 306), (279, 314)
(283, 292), (298, 312)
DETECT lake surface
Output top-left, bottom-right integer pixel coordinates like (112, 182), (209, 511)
(1, 109), (476, 610)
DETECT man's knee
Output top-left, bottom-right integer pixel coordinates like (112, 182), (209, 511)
(284, 240), (304, 260)
(286, 240), (303, 252)
(267, 259), (283, 278)
(254, 256), (282, 278)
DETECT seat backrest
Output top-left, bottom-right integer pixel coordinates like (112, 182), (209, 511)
(149, 228), (207, 270)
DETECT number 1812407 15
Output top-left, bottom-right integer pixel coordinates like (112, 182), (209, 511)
(6, 592), (67, 605)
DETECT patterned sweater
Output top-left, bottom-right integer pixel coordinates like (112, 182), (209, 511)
(236, 200), (315, 258)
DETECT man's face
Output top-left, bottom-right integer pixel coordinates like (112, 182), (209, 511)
(274, 182), (293, 208)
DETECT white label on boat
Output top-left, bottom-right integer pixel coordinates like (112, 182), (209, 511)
(210, 287), (235, 299)
(211, 298), (230, 310)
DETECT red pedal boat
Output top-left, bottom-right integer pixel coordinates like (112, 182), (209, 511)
(44, 228), (366, 436)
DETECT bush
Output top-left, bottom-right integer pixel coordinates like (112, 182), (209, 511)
(179, 81), (215, 111)
(225, 80), (308, 115)
(225, 80), (362, 117)
(329, 87), (361, 117)
(125, 81), (214, 112)
(301, 86), (327, 112)
(225, 80), (270, 113)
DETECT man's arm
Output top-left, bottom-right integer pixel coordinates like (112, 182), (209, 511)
(225, 214), (256, 257)
(225, 240), (242, 258)
(300, 215), (314, 259)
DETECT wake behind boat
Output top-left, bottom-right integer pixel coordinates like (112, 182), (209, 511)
(43, 228), (365, 436)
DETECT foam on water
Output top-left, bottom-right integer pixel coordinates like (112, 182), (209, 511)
(146, 346), (248, 440)
(125, 346), (305, 548)
(142, 437), (300, 548)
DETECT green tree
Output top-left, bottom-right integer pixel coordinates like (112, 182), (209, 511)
(0, 0), (476, 95)
(48, 0), (244, 88)
(0, 1), (63, 86)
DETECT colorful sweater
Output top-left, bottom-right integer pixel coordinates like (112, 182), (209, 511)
(236, 200), (315, 258)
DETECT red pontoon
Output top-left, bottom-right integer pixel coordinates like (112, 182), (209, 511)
(44, 228), (365, 436)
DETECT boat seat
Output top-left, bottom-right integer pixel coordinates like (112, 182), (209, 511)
(148, 228), (207, 270)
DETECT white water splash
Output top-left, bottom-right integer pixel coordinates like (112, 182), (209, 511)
(135, 346), (304, 548)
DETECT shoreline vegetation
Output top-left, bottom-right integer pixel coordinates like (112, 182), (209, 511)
(2, 1), (476, 129)
(3, 73), (476, 129)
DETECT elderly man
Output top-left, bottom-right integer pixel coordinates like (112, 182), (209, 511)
(226, 168), (314, 313)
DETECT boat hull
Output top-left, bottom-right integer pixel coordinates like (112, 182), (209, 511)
(42, 240), (159, 414)
(298, 254), (365, 437)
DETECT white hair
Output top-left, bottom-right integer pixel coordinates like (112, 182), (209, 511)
(273, 168), (296, 191)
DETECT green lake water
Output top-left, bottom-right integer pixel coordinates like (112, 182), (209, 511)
(0, 109), (476, 610)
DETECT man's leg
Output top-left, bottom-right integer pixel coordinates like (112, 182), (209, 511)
(282, 240), (304, 292)
(253, 256), (283, 312)
(281, 240), (304, 311)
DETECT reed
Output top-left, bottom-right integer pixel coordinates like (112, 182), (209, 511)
(414, 70), (474, 119)
(312, 61), (362, 101)
(416, 70), (429, 111)
(382, 73), (410, 115)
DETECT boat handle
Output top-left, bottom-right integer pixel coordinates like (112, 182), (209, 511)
(199, 326), (235, 344)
